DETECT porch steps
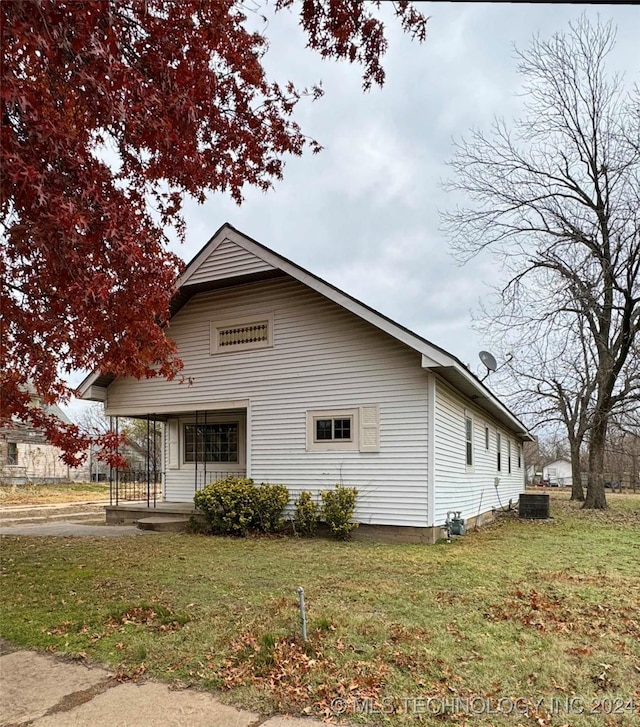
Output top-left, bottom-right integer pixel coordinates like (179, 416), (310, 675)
(136, 515), (191, 533)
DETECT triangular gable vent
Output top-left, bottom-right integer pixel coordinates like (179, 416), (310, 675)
(185, 238), (275, 286)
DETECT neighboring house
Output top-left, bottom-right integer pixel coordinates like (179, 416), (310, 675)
(525, 464), (537, 484)
(88, 438), (159, 482)
(0, 400), (89, 484)
(80, 223), (533, 542)
(542, 458), (572, 486)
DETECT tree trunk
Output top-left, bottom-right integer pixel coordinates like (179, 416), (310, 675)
(569, 442), (584, 501)
(584, 421), (608, 509)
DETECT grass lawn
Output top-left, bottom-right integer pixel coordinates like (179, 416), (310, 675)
(1, 491), (639, 726)
(0, 483), (110, 505)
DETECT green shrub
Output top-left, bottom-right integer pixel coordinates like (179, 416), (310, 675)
(194, 476), (256, 536)
(193, 476), (289, 536)
(293, 490), (319, 537)
(320, 484), (359, 540)
(252, 483), (289, 533)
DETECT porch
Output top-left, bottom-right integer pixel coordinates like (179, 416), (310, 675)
(106, 406), (247, 508)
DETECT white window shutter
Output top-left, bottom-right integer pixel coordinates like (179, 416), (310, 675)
(167, 419), (179, 469)
(359, 405), (380, 452)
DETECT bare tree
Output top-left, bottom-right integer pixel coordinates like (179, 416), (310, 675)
(443, 17), (640, 509)
(488, 311), (596, 501)
(77, 404), (161, 476)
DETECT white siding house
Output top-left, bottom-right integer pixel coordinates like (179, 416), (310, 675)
(542, 458), (572, 486)
(80, 224), (532, 541)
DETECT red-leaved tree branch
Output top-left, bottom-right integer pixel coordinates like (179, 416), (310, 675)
(1, 0), (427, 464)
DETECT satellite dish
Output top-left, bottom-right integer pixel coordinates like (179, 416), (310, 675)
(479, 350), (498, 372)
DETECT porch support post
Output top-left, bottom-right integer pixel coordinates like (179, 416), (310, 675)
(204, 409), (208, 485)
(153, 414), (157, 507)
(109, 416), (114, 506)
(115, 416), (120, 506)
(146, 415), (151, 508)
(194, 410), (198, 494)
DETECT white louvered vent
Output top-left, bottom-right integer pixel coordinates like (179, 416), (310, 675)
(211, 313), (274, 354)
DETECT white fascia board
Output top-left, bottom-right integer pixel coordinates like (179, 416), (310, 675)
(176, 236), (225, 287)
(421, 352), (451, 368)
(77, 372), (101, 398)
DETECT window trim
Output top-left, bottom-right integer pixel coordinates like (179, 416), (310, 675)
(517, 444), (522, 469)
(484, 425), (490, 451)
(307, 409), (359, 452)
(507, 439), (512, 474)
(171, 414), (246, 471)
(496, 431), (502, 472)
(210, 312), (274, 354)
(464, 411), (474, 470)
(7, 442), (18, 466)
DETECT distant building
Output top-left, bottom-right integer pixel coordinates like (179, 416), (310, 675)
(542, 457), (572, 486)
(0, 399), (89, 484)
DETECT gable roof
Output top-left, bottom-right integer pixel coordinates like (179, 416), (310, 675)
(80, 223), (533, 440)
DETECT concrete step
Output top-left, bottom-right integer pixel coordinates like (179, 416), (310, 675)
(136, 516), (191, 533)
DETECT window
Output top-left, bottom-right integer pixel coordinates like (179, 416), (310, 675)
(485, 426), (490, 450)
(211, 312), (273, 354)
(465, 414), (473, 467)
(508, 439), (512, 474)
(518, 445), (522, 469)
(496, 432), (502, 472)
(306, 406), (380, 453)
(184, 423), (238, 463)
(315, 417), (352, 442)
(7, 442), (17, 465)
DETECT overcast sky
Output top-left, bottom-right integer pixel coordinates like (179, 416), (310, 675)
(63, 1), (640, 421)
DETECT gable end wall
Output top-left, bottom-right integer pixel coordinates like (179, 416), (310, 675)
(107, 278), (430, 527)
(187, 239), (275, 285)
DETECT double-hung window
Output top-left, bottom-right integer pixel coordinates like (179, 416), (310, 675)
(465, 414), (473, 467)
(496, 432), (502, 472)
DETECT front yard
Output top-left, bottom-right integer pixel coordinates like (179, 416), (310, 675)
(0, 482), (110, 505)
(1, 491), (639, 725)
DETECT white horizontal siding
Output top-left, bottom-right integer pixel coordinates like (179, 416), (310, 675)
(187, 239), (275, 284)
(107, 278), (429, 527)
(433, 379), (525, 526)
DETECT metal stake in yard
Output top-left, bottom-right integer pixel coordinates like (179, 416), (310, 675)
(297, 586), (307, 642)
